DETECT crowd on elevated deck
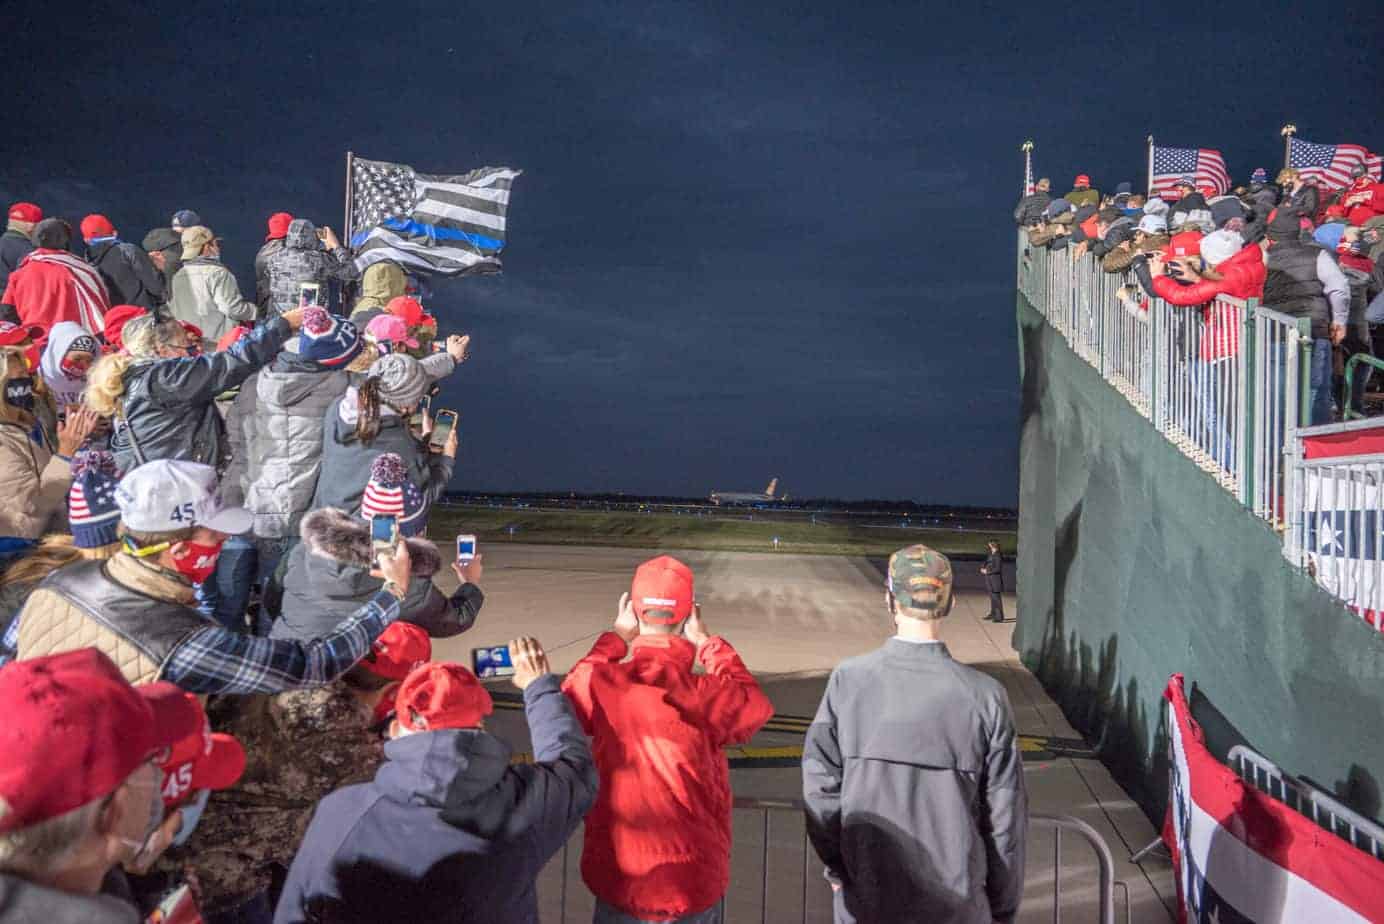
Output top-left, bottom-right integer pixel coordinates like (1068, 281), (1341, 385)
(0, 198), (1027, 923)
(1016, 168), (1384, 424)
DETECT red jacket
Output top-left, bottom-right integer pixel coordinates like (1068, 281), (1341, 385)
(0, 249), (109, 345)
(1150, 243), (1265, 361)
(1344, 179), (1384, 226)
(562, 632), (773, 918)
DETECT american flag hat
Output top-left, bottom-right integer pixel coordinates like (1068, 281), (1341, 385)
(360, 453), (426, 537)
(68, 451), (123, 549)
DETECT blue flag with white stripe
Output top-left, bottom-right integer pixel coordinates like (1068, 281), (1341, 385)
(349, 157), (521, 277)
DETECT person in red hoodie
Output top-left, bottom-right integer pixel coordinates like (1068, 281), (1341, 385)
(1342, 165), (1384, 227)
(1, 218), (110, 345)
(562, 556), (773, 923)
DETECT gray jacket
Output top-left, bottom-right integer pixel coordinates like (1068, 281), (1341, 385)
(265, 220), (357, 316)
(244, 351), (350, 538)
(312, 395), (454, 519)
(272, 508), (481, 643)
(111, 318), (291, 474)
(803, 639), (1027, 924)
(169, 256), (258, 342)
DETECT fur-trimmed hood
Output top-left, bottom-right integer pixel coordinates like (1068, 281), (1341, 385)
(299, 507), (441, 576)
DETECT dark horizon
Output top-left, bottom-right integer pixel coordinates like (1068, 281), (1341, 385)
(4, 1), (1382, 506)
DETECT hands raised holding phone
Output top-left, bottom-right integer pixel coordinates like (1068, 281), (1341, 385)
(508, 636), (550, 691)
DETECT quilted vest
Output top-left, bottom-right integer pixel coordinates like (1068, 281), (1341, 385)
(1263, 242), (1330, 338)
(17, 560), (209, 685)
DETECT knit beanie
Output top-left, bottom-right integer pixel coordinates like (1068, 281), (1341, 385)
(368, 352), (430, 409)
(68, 452), (122, 549)
(101, 305), (149, 352)
(360, 453), (427, 536)
(1251, 168), (1269, 185)
(1198, 229), (1243, 268)
(298, 307), (363, 367)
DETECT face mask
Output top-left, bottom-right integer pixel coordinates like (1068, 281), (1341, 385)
(60, 353), (93, 377)
(170, 539), (224, 585)
(170, 789), (211, 847)
(4, 376), (34, 412)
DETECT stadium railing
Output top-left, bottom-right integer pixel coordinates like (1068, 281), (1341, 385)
(540, 798), (1129, 922)
(1231, 744), (1384, 862)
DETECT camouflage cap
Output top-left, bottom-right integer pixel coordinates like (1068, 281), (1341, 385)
(887, 544), (953, 615)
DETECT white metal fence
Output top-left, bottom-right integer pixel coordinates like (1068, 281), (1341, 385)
(1018, 232), (1311, 528)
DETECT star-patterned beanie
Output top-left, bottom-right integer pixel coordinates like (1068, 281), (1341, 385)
(68, 451), (123, 549)
(360, 453), (427, 537)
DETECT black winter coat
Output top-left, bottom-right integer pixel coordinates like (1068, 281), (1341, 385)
(312, 396), (454, 519)
(86, 239), (164, 310)
(1012, 192), (1051, 227)
(273, 507), (481, 644)
(0, 230), (33, 294)
(110, 316), (290, 473)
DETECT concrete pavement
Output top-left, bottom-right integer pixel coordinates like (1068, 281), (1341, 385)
(433, 543), (1175, 922)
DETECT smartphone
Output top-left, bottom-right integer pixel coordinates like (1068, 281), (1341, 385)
(431, 341), (446, 353)
(146, 883), (200, 924)
(370, 514), (398, 558)
(472, 645), (514, 679)
(457, 534), (477, 562)
(376, 340), (394, 355)
(410, 395), (431, 431)
(298, 283), (322, 308)
(429, 409), (457, 449)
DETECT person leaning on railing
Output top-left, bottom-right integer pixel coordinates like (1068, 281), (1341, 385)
(1147, 228), (1266, 307)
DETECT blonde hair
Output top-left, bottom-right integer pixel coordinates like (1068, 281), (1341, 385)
(0, 534), (83, 587)
(0, 346), (31, 426)
(85, 314), (185, 416)
(1276, 168), (1299, 186)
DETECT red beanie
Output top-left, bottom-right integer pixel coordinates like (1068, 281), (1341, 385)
(265, 211), (293, 241)
(102, 305), (149, 351)
(80, 214), (116, 241)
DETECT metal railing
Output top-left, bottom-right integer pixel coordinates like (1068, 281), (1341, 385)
(540, 799), (1128, 923)
(1343, 353), (1384, 420)
(1018, 232), (1312, 529)
(1231, 744), (1384, 862)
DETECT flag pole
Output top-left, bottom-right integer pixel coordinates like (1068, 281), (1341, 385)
(1021, 140), (1034, 195)
(1146, 135), (1155, 197)
(343, 151), (356, 247)
(1280, 123), (1297, 172)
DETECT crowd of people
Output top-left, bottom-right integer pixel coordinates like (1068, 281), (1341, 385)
(0, 199), (1029, 923)
(1015, 166), (1384, 423)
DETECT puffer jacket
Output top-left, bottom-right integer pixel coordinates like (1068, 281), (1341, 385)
(1012, 191), (1050, 227)
(110, 317), (290, 473)
(311, 394), (454, 519)
(244, 351), (351, 538)
(272, 507), (482, 643)
(221, 372), (259, 507)
(86, 238), (164, 310)
(1151, 244), (1266, 361)
(0, 419), (70, 539)
(169, 256), (258, 343)
(266, 220), (358, 317)
(350, 260), (406, 322)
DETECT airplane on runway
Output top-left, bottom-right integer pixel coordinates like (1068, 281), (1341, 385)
(709, 477), (782, 506)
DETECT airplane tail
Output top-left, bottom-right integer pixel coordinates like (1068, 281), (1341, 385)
(765, 477), (778, 498)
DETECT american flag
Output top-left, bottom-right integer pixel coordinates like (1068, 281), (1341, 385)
(349, 157), (521, 277)
(1288, 138), (1383, 191)
(1150, 145), (1230, 200)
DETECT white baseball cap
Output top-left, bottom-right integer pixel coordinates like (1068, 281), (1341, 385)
(115, 460), (252, 535)
(1136, 214), (1167, 234)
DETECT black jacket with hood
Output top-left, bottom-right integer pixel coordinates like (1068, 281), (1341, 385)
(86, 238), (164, 310)
(272, 507), (482, 644)
(265, 220), (357, 316)
(0, 228), (34, 292)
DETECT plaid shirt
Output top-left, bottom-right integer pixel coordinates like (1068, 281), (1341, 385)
(0, 591), (400, 694)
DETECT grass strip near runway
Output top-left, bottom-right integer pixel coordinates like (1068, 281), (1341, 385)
(431, 505), (1014, 557)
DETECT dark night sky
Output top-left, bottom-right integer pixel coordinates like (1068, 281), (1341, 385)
(4, 1), (1382, 506)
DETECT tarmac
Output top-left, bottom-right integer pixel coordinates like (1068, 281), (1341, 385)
(432, 543), (1176, 923)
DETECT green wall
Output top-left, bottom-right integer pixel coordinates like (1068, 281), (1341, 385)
(1014, 292), (1384, 824)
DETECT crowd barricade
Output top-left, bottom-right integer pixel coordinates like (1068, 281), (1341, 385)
(1231, 744), (1384, 861)
(1016, 231), (1311, 528)
(538, 799), (1128, 923)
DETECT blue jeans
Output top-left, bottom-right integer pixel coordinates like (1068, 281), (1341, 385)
(1309, 336), (1334, 425)
(205, 536), (292, 635)
(593, 900), (723, 923)
(1192, 359), (1233, 470)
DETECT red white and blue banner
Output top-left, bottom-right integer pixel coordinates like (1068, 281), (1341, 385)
(1163, 675), (1384, 922)
(1300, 423), (1384, 631)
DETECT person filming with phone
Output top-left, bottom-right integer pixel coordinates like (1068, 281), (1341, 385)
(561, 556), (774, 923)
(274, 638), (598, 923)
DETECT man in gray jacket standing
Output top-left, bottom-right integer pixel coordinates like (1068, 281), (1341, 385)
(803, 544), (1027, 923)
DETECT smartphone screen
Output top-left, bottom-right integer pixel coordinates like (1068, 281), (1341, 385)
(298, 283), (321, 308)
(370, 514), (397, 550)
(376, 340), (394, 355)
(410, 395), (431, 430)
(429, 410), (457, 449)
(457, 534), (477, 561)
(472, 645), (514, 678)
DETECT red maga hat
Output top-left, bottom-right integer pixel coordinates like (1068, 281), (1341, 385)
(0, 648), (203, 832)
(630, 555), (695, 624)
(158, 692), (246, 808)
(80, 214), (116, 240)
(7, 202), (41, 223)
(360, 621), (432, 681)
(395, 662), (493, 732)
